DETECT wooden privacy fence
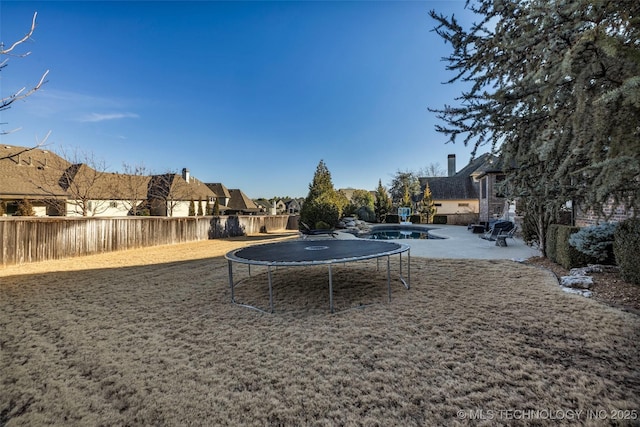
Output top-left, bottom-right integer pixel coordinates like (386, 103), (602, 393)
(0, 215), (292, 266)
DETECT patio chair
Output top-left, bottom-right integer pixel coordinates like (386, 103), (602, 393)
(495, 225), (517, 247)
(299, 221), (338, 239)
(479, 221), (513, 241)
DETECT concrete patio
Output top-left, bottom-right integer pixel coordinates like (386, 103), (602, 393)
(334, 224), (541, 260)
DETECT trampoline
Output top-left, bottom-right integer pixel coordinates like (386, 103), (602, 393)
(225, 239), (410, 313)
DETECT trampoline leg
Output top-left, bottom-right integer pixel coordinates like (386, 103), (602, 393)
(228, 260), (235, 303)
(408, 249), (411, 289)
(387, 256), (392, 303)
(399, 251), (410, 290)
(268, 266), (274, 313)
(329, 264), (334, 313)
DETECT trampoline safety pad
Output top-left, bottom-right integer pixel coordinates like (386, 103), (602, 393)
(225, 239), (410, 313)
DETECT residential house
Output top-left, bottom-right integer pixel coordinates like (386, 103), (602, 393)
(148, 169), (214, 217)
(0, 145), (69, 215)
(1, 145), (215, 217)
(273, 199), (287, 214)
(473, 156), (509, 223)
(253, 198), (272, 214)
(204, 182), (232, 214)
(284, 198), (302, 214)
(225, 189), (260, 215)
(418, 153), (504, 224)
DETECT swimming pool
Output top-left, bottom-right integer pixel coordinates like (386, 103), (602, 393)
(363, 225), (444, 240)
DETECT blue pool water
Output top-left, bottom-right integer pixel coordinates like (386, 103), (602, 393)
(364, 226), (443, 240)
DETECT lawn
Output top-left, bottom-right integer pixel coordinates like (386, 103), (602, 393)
(1, 236), (638, 426)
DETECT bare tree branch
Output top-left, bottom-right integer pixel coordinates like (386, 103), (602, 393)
(0, 131), (51, 161)
(0, 11), (38, 56)
(0, 69), (49, 112)
(0, 11), (51, 153)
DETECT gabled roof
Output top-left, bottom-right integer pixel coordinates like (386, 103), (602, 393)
(149, 173), (214, 201)
(227, 189), (259, 212)
(205, 183), (231, 199)
(419, 153), (498, 201)
(420, 175), (479, 200)
(254, 199), (272, 210)
(0, 145), (70, 198)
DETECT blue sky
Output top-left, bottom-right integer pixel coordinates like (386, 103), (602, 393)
(1, 1), (480, 199)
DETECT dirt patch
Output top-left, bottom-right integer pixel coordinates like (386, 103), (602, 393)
(525, 257), (640, 316)
(1, 237), (639, 425)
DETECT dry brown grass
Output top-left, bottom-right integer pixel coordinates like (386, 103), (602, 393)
(1, 236), (639, 426)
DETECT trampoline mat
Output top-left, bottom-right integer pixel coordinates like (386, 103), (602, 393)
(229, 239), (404, 265)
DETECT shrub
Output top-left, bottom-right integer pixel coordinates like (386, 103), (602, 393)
(614, 218), (640, 285)
(385, 214), (400, 224)
(14, 199), (35, 216)
(555, 225), (597, 269)
(568, 222), (617, 264)
(300, 199), (340, 230)
(356, 206), (376, 222)
(433, 215), (447, 224)
(315, 220), (331, 230)
(545, 224), (560, 263)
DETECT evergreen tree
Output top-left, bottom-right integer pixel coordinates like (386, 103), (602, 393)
(0, 201), (5, 216)
(430, 0), (640, 254)
(401, 186), (412, 209)
(15, 199), (35, 216)
(388, 171), (421, 208)
(212, 198), (220, 216)
(197, 198), (204, 216)
(374, 179), (393, 223)
(419, 182), (437, 223)
(188, 199), (196, 216)
(300, 160), (341, 229)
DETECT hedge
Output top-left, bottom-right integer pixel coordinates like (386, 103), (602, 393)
(613, 218), (640, 285)
(546, 224), (597, 269)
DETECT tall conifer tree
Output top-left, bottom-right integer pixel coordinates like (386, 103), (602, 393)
(430, 0), (640, 253)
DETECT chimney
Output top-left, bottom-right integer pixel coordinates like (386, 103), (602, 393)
(182, 168), (190, 182)
(447, 154), (456, 176)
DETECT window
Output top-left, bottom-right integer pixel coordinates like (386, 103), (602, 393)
(481, 178), (487, 199)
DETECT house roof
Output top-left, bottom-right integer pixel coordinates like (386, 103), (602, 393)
(419, 153), (498, 201)
(227, 189), (259, 212)
(1, 144), (214, 202)
(0, 145), (71, 199)
(205, 183), (231, 199)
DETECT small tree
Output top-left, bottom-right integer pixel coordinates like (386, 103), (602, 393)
(374, 179), (392, 223)
(569, 223), (617, 264)
(14, 198), (35, 216)
(212, 198), (220, 216)
(197, 198), (204, 216)
(418, 182), (437, 223)
(300, 160), (342, 229)
(188, 199), (196, 216)
(117, 162), (151, 216)
(389, 171), (421, 208)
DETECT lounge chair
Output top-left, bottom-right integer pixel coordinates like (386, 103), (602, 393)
(480, 221), (513, 241)
(299, 222), (338, 239)
(495, 225), (517, 247)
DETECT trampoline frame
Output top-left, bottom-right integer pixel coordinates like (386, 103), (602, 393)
(225, 240), (411, 313)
